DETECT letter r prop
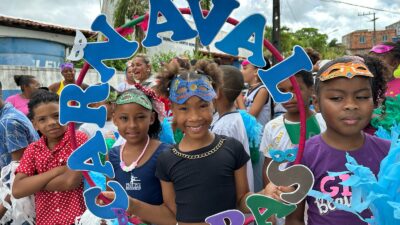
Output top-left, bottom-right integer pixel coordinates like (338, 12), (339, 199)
(60, 83), (109, 127)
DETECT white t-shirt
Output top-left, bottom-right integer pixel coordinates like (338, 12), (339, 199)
(79, 121), (118, 139)
(260, 113), (326, 158)
(211, 111), (255, 192)
(244, 84), (271, 128)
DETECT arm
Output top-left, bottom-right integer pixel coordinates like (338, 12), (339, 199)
(44, 167), (82, 191)
(234, 165), (252, 213)
(102, 181), (177, 225)
(0, 195), (11, 220)
(0, 148), (27, 218)
(236, 93), (246, 110)
(12, 166), (65, 199)
(262, 157), (273, 186)
(248, 88), (269, 117)
(128, 180), (177, 225)
(285, 200), (305, 225)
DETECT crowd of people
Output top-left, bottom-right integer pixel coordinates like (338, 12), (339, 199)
(1, 40), (400, 225)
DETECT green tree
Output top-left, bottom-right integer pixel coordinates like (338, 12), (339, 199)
(112, 0), (148, 52)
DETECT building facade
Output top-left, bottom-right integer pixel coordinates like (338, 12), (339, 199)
(342, 29), (396, 55)
(386, 20), (400, 42)
(0, 15), (127, 99)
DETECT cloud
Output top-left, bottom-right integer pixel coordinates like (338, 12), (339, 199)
(0, 0), (398, 42)
(0, 0), (100, 29)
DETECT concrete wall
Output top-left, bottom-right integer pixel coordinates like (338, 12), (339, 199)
(0, 65), (126, 100)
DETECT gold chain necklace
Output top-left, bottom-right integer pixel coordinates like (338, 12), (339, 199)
(171, 138), (225, 159)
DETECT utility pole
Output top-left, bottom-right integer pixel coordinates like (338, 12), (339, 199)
(358, 12), (378, 45)
(272, 0), (281, 64)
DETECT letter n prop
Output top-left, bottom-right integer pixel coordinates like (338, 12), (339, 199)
(67, 131), (115, 178)
(60, 83), (109, 127)
(84, 14), (138, 83)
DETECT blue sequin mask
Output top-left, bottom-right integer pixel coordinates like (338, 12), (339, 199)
(169, 72), (216, 104)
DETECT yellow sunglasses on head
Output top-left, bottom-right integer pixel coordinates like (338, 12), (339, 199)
(319, 62), (374, 81)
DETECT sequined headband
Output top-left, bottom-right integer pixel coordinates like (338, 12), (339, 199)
(116, 90), (153, 110)
(319, 61), (374, 81)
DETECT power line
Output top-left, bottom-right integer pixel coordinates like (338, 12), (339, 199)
(319, 0), (400, 15)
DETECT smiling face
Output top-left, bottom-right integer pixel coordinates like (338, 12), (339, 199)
(32, 102), (67, 144)
(315, 77), (373, 138)
(132, 57), (151, 83)
(61, 67), (75, 83)
(113, 102), (155, 145)
(171, 96), (213, 141)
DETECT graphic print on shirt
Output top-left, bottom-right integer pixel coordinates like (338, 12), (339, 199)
(126, 174), (141, 191)
(314, 173), (351, 215)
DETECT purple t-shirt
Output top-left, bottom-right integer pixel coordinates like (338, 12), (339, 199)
(302, 134), (390, 225)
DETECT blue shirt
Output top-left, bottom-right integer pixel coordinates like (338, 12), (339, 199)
(0, 103), (39, 169)
(109, 142), (171, 205)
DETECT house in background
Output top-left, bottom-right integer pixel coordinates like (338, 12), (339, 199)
(386, 20), (400, 42)
(0, 15), (126, 99)
(342, 28), (396, 55)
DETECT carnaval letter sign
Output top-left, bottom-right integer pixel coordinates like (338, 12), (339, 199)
(65, 0), (314, 221)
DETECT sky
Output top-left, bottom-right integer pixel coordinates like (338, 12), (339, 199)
(0, 0), (399, 43)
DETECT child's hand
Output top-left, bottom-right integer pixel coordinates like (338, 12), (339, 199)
(263, 182), (295, 202)
(97, 191), (115, 205)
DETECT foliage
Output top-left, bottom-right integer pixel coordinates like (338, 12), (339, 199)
(112, 0), (148, 53)
(264, 26), (344, 59)
(150, 51), (177, 73)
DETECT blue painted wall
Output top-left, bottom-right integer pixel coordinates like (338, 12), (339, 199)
(0, 37), (65, 68)
(0, 37), (66, 100)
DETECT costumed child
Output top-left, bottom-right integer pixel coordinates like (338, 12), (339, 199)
(211, 65), (260, 192)
(12, 90), (87, 225)
(260, 70), (326, 225)
(285, 57), (390, 225)
(261, 70), (326, 184)
(369, 41), (400, 97)
(101, 60), (273, 225)
(0, 81), (39, 225)
(236, 58), (274, 192)
(109, 86), (171, 214)
(368, 42), (400, 132)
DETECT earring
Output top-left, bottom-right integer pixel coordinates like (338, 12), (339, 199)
(394, 64), (400, 78)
